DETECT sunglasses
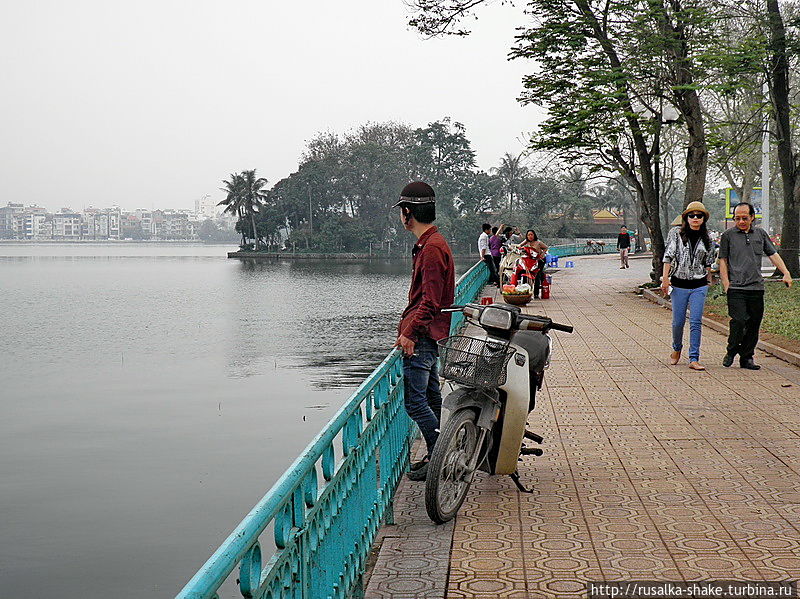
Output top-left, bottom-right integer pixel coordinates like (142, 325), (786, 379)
(686, 213), (704, 219)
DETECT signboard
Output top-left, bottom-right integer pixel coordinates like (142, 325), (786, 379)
(724, 188), (762, 219)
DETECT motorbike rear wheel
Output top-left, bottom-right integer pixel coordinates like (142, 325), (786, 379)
(425, 408), (483, 524)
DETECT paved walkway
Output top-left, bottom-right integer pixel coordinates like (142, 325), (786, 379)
(365, 253), (800, 598)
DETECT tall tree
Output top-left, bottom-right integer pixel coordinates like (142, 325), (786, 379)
(408, 0), (726, 278)
(218, 170), (268, 250)
(765, 0), (800, 275)
(491, 152), (530, 215)
(218, 173), (247, 247)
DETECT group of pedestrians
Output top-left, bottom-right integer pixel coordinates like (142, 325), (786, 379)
(661, 201), (793, 371)
(478, 223), (549, 296)
(389, 179), (794, 483)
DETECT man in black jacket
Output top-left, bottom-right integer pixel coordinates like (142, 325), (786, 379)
(616, 226), (631, 269)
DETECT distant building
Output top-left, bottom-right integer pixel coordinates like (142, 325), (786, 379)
(52, 211), (82, 240)
(163, 210), (189, 239)
(0, 201), (215, 241)
(120, 213), (143, 239)
(194, 195), (218, 220)
(0, 203), (25, 238)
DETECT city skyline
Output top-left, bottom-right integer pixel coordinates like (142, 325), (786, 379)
(0, 199), (233, 241)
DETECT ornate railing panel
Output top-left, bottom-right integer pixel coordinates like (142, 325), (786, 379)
(548, 242), (617, 257)
(177, 259), (488, 599)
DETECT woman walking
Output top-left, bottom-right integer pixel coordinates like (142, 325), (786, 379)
(660, 202), (715, 371)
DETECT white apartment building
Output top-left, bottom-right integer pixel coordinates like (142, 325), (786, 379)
(52, 212), (83, 240)
(194, 195), (218, 220)
(82, 208), (121, 240)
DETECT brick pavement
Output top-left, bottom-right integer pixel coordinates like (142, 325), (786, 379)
(365, 254), (800, 598)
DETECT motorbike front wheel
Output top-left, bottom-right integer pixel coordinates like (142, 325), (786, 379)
(425, 408), (483, 524)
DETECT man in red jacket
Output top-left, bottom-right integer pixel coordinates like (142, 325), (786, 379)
(394, 181), (455, 481)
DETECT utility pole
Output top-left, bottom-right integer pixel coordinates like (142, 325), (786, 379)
(761, 82), (771, 234)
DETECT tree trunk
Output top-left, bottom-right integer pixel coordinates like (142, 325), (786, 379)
(575, 0), (664, 278)
(250, 212), (259, 251)
(767, 0), (800, 276)
(679, 89), (708, 206)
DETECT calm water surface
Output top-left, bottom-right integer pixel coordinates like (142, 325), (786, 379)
(0, 244), (472, 598)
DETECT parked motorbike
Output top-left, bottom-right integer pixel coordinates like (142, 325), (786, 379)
(499, 244), (543, 287)
(424, 302), (573, 524)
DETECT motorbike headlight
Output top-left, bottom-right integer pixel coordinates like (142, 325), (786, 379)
(479, 306), (513, 330)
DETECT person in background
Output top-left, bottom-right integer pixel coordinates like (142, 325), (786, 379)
(660, 202), (715, 371)
(394, 181), (455, 481)
(617, 225), (631, 268)
(501, 226), (514, 250)
(478, 223), (500, 287)
(509, 226), (523, 244)
(519, 229), (549, 298)
(719, 202), (793, 370)
(489, 226), (504, 275)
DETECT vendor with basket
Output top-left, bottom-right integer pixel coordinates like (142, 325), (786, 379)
(515, 229), (549, 300)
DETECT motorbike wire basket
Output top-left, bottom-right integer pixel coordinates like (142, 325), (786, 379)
(438, 335), (516, 388)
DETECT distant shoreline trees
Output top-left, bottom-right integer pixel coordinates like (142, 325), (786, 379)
(220, 119), (649, 255)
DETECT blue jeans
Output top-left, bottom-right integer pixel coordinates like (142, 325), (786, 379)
(402, 336), (442, 456)
(671, 285), (708, 362)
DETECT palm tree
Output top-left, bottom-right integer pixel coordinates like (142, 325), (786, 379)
(218, 173), (247, 247)
(239, 169), (269, 251)
(218, 170), (269, 250)
(491, 152), (530, 215)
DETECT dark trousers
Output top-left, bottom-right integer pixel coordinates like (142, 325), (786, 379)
(726, 289), (765, 361)
(534, 260), (545, 297)
(483, 255), (499, 286)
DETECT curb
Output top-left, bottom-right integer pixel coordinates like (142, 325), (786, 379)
(641, 288), (800, 368)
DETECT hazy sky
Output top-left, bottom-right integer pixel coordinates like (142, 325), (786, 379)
(1, 1), (543, 212)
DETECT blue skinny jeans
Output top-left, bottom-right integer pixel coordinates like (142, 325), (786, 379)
(670, 285), (708, 362)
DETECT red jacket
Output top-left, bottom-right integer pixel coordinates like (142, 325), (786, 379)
(398, 226), (455, 342)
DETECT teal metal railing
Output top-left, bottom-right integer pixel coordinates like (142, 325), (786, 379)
(547, 241), (617, 258)
(177, 259), (488, 599)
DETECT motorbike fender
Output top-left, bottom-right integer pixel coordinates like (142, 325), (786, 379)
(442, 387), (499, 430)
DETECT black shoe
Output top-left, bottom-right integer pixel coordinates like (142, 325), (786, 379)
(410, 457), (429, 471)
(740, 359), (761, 370)
(407, 462), (428, 481)
(722, 353), (735, 367)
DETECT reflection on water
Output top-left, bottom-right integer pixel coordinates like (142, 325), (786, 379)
(0, 244), (474, 598)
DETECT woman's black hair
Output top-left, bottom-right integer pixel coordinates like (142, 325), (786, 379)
(503, 226), (513, 236)
(526, 229), (538, 241)
(679, 213), (710, 250)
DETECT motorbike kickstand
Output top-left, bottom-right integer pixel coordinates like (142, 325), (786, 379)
(510, 471), (534, 494)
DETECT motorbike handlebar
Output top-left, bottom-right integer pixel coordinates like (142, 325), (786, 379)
(444, 304), (573, 334)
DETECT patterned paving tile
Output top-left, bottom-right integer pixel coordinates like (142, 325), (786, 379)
(365, 255), (800, 597)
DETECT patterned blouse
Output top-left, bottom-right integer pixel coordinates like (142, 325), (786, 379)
(662, 226), (715, 280)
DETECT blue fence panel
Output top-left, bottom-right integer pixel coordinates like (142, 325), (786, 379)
(547, 242), (617, 259)
(177, 259), (489, 599)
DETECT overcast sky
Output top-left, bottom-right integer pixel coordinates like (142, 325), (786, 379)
(0, 0), (543, 212)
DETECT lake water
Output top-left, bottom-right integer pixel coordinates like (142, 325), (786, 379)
(0, 244), (473, 598)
